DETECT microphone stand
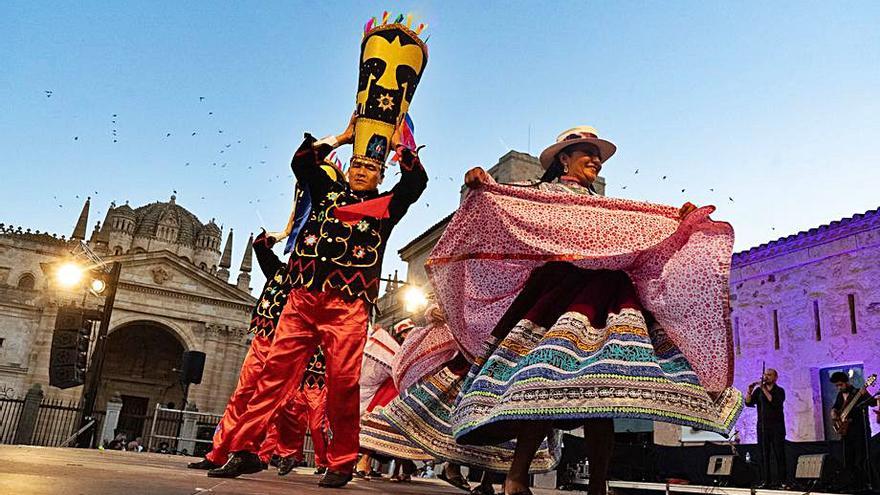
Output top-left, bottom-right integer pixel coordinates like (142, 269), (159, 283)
(851, 393), (876, 491)
(756, 362), (769, 487)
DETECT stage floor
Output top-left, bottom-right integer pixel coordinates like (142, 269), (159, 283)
(608, 480), (839, 495)
(0, 445), (844, 495)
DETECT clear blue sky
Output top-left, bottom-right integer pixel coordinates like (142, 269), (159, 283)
(2, 1), (879, 293)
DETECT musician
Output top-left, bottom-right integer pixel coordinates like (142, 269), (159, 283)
(745, 368), (787, 488)
(830, 371), (877, 490)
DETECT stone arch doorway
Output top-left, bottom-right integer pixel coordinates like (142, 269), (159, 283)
(97, 321), (187, 441)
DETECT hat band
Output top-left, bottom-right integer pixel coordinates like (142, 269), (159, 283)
(562, 131), (598, 142)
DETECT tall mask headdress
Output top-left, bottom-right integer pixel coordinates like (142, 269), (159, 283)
(354, 13), (428, 168)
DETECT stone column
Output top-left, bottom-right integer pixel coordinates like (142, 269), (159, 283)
(100, 394), (123, 447)
(13, 384), (44, 445)
(177, 402), (198, 455)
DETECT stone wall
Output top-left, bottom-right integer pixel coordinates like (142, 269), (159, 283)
(730, 211), (880, 443)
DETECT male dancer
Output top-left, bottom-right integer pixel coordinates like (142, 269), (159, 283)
(208, 124), (428, 488)
(188, 159), (345, 471)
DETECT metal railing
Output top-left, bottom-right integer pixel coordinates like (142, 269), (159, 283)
(0, 397), (25, 444)
(144, 404), (318, 464)
(32, 397), (81, 447)
(146, 404), (222, 457)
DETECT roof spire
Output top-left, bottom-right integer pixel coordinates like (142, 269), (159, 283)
(217, 228), (233, 280)
(95, 204), (113, 248)
(236, 233), (254, 291)
(71, 196), (91, 240)
(239, 233), (253, 273)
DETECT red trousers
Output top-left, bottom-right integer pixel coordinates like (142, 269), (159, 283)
(259, 384), (328, 466)
(206, 333), (273, 465)
(226, 288), (368, 472)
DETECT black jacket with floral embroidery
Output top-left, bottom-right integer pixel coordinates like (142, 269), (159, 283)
(287, 134), (428, 305)
(248, 232), (291, 338)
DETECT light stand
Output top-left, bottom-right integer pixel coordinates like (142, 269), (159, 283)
(75, 261), (122, 448)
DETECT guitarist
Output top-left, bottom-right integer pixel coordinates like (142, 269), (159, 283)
(830, 371), (877, 490)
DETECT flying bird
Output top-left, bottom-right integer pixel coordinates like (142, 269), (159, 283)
(661, 176), (667, 180)
(166, 133), (171, 137)
(200, 96), (205, 101)
(729, 197), (734, 202)
(192, 132), (197, 136)
(634, 169), (639, 174)
(74, 136), (78, 141)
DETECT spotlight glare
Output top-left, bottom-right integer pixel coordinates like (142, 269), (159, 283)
(56, 262), (84, 288)
(402, 286), (428, 314)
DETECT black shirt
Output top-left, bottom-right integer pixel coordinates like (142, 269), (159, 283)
(745, 384), (786, 431)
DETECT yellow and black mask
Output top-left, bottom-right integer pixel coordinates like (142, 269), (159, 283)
(354, 16), (428, 167)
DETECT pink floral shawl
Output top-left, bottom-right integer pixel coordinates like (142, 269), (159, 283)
(426, 182), (735, 392)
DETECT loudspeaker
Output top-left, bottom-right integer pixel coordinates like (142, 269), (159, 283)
(707, 454), (754, 487)
(795, 454), (827, 479)
(180, 351), (206, 384)
(49, 307), (92, 389)
(707, 455), (735, 476)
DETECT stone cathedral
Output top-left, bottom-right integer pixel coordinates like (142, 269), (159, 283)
(0, 195), (257, 438)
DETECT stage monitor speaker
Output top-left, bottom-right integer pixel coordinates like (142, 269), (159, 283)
(795, 454), (827, 479)
(707, 455), (735, 476)
(180, 351), (206, 385)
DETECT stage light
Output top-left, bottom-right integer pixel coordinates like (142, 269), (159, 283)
(402, 285), (428, 314)
(90, 278), (106, 295)
(56, 262), (84, 288)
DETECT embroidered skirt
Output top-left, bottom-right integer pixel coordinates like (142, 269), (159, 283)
(451, 262), (742, 446)
(358, 377), (433, 460)
(380, 356), (560, 473)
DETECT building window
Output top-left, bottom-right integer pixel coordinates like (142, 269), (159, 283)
(848, 294), (858, 334)
(813, 300), (821, 341)
(17, 273), (36, 290)
(0, 337), (4, 348)
(772, 309), (780, 350)
(733, 317), (741, 355)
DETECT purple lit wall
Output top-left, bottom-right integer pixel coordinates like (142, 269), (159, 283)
(729, 210), (880, 443)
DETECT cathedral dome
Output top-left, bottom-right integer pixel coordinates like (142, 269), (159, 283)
(132, 195), (209, 247)
(113, 202), (136, 218)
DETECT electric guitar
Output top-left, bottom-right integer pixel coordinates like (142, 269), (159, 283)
(833, 374), (877, 435)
